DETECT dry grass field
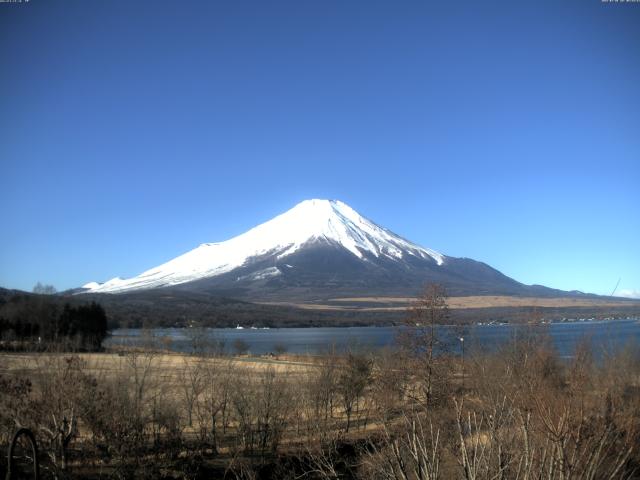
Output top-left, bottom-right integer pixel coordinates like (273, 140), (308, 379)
(261, 294), (639, 311)
(0, 351), (316, 378)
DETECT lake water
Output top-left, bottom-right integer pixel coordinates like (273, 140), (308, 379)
(107, 318), (640, 358)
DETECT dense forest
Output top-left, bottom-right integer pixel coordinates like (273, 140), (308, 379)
(0, 293), (108, 351)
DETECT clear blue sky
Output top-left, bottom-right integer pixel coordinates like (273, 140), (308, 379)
(1, 0), (638, 297)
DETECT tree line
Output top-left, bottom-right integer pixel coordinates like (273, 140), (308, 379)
(0, 294), (108, 351)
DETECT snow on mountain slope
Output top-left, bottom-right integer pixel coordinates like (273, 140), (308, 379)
(82, 199), (445, 294)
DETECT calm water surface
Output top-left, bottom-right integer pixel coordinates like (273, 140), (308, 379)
(107, 319), (640, 358)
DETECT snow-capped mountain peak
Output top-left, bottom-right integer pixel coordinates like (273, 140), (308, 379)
(82, 199), (444, 294)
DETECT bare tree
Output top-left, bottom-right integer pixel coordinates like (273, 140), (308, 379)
(125, 350), (157, 416)
(184, 326), (208, 355)
(309, 348), (340, 426)
(194, 358), (235, 453)
(179, 357), (204, 427)
(364, 412), (441, 480)
(30, 356), (99, 477)
(371, 347), (409, 420)
(254, 366), (293, 456)
(274, 343), (288, 358)
(338, 352), (372, 432)
(33, 282), (57, 295)
(233, 338), (250, 356)
(399, 283), (450, 406)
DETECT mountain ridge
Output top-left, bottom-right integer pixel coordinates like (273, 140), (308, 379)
(82, 199), (445, 294)
(80, 199), (589, 300)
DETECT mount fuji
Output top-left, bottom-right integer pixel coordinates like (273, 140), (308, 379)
(80, 199), (565, 300)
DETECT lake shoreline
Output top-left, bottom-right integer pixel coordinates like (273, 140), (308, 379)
(106, 318), (640, 358)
